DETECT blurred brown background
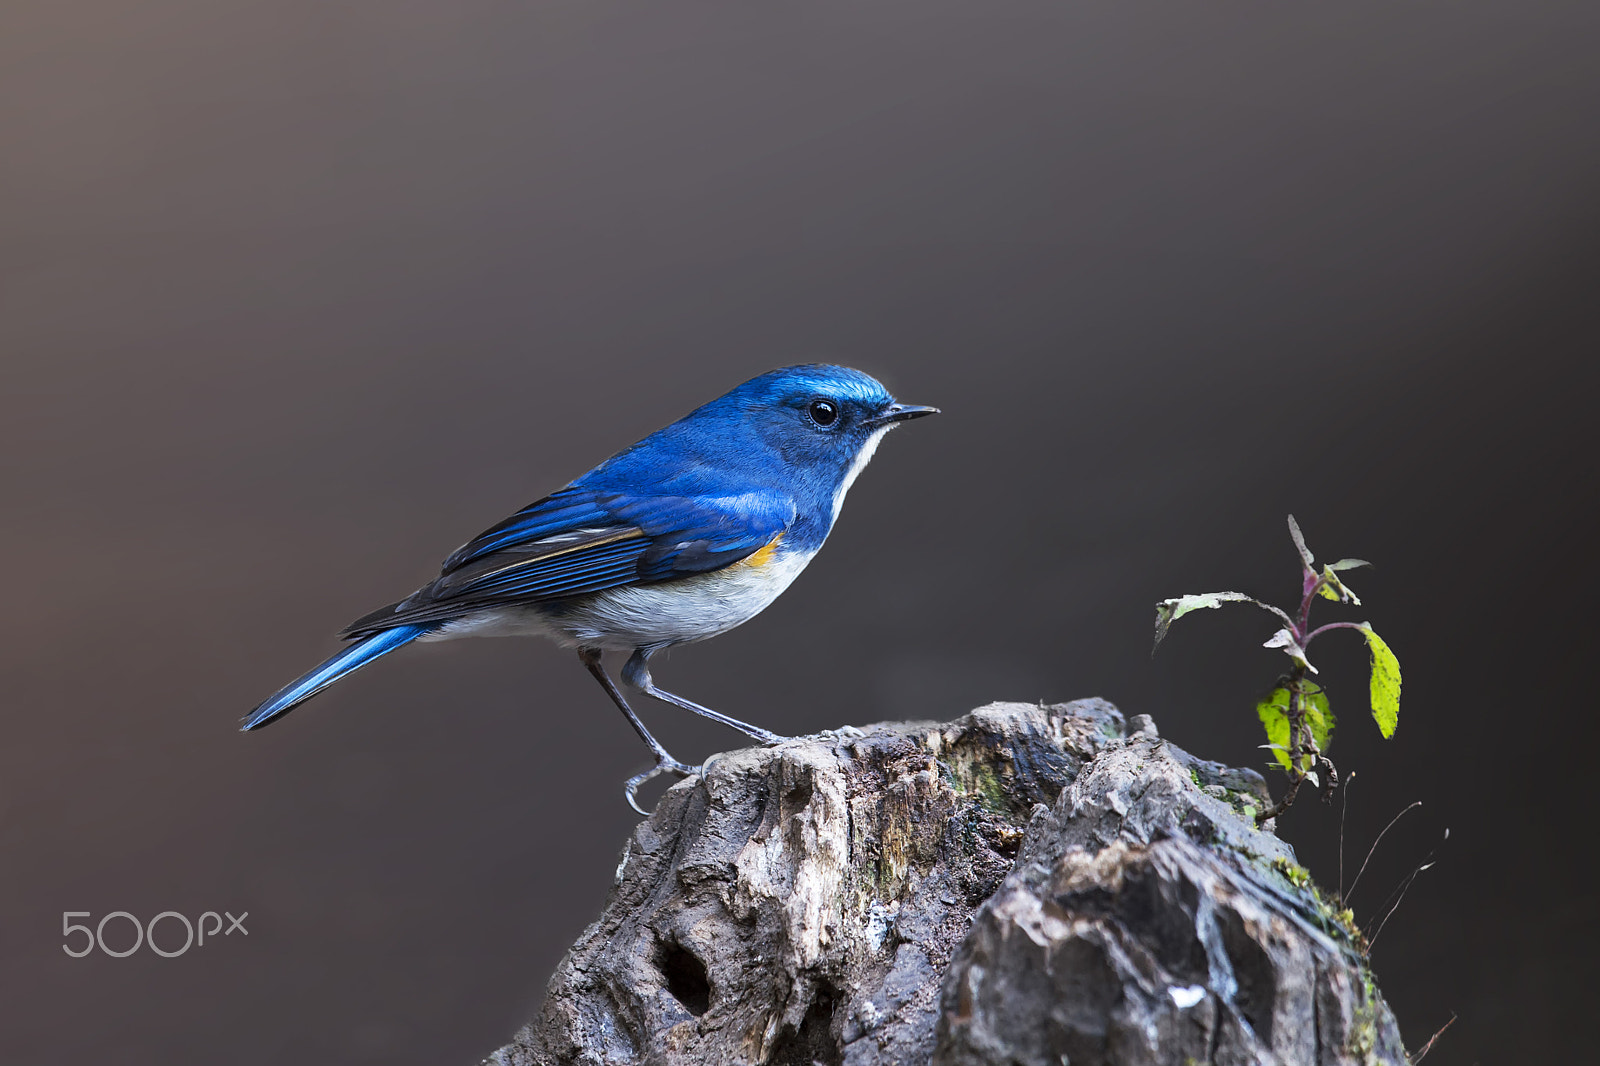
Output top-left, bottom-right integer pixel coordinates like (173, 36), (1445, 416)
(2, 2), (1596, 1062)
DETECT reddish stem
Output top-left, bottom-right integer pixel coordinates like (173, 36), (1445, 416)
(1305, 620), (1365, 645)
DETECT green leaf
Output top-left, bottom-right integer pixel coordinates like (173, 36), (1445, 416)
(1358, 624), (1401, 738)
(1256, 686), (1336, 773)
(1152, 592), (1294, 653)
(1318, 565), (1362, 605)
(1286, 514), (1316, 572)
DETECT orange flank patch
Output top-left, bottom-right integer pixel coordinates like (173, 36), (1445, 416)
(740, 534), (784, 569)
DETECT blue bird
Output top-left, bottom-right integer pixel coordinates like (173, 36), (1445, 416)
(244, 365), (938, 811)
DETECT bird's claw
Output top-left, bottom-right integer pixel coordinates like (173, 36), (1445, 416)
(624, 757), (701, 816)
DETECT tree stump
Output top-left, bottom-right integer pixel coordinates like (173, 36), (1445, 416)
(486, 700), (1406, 1066)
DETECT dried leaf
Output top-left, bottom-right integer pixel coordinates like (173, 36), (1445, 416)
(1287, 514), (1316, 571)
(1262, 628), (1318, 673)
(1152, 592), (1293, 653)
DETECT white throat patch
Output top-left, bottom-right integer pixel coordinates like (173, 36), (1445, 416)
(832, 424), (894, 523)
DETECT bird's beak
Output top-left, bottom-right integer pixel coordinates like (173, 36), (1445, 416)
(871, 403), (940, 426)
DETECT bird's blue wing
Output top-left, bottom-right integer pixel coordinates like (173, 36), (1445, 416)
(441, 488), (615, 571)
(343, 489), (794, 635)
(598, 490), (797, 580)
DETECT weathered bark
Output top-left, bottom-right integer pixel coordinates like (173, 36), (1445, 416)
(485, 701), (1405, 1066)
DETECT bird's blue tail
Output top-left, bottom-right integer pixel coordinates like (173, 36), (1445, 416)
(241, 624), (433, 731)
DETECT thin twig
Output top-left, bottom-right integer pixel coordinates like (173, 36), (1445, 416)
(1256, 774), (1304, 826)
(1366, 829), (1447, 954)
(1346, 800), (1422, 904)
(1318, 754), (1339, 803)
(1339, 771), (1356, 899)
(1408, 1012), (1456, 1064)
(1365, 865), (1427, 953)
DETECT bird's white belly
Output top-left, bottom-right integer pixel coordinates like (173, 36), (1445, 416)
(422, 547), (817, 651)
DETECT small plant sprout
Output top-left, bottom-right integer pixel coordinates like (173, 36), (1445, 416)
(1153, 515), (1401, 824)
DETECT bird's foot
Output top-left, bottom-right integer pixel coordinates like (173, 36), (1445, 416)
(623, 756), (701, 816)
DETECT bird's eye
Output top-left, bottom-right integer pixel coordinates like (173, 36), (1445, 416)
(807, 399), (839, 427)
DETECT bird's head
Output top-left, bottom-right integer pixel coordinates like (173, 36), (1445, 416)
(577, 364), (936, 508)
(718, 365), (938, 482)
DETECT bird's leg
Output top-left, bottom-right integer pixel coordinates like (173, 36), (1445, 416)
(578, 647), (698, 815)
(621, 649), (789, 745)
